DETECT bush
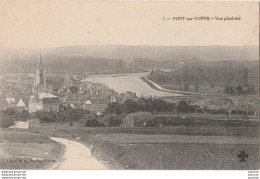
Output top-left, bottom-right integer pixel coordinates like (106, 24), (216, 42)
(34, 111), (57, 123)
(205, 108), (228, 115)
(101, 114), (125, 126)
(79, 113), (103, 127)
(104, 102), (124, 115)
(69, 122), (73, 127)
(0, 112), (15, 128)
(18, 110), (31, 121)
(122, 112), (157, 127)
(85, 118), (103, 127)
(177, 100), (190, 113)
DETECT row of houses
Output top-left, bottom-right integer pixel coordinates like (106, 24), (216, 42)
(190, 98), (257, 116)
(0, 91), (28, 112)
(1, 88), (257, 117)
(0, 57), (140, 116)
(161, 96), (257, 116)
(0, 90), (117, 115)
(0, 91), (60, 113)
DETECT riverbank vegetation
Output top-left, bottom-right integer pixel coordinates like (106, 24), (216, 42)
(147, 60), (258, 95)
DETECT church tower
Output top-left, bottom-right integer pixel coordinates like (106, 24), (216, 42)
(34, 54), (46, 87)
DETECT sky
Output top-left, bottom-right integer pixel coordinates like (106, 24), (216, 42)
(0, 1), (258, 48)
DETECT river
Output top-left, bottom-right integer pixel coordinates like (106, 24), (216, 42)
(82, 72), (182, 97)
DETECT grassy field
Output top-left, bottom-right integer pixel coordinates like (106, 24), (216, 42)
(0, 130), (64, 169)
(78, 133), (259, 170)
(154, 114), (259, 128)
(34, 123), (259, 137)
(119, 143), (259, 169)
(155, 113), (259, 121)
(28, 123), (259, 170)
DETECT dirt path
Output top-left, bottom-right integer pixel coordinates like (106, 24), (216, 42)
(49, 137), (107, 170)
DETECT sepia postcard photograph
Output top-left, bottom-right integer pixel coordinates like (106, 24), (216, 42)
(0, 0), (259, 175)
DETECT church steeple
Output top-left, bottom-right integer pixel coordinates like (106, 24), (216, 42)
(37, 54), (44, 69)
(34, 54), (46, 88)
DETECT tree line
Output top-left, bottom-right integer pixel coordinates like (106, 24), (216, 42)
(148, 61), (257, 94)
(104, 98), (196, 115)
(0, 106), (91, 128)
(1, 56), (126, 74)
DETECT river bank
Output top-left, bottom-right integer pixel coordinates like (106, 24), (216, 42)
(141, 76), (200, 95)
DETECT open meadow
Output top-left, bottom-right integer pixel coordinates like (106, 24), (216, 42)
(0, 130), (64, 169)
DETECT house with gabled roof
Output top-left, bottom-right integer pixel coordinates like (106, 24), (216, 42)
(83, 98), (108, 114)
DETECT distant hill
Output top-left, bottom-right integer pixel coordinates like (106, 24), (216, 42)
(0, 55), (126, 74)
(0, 45), (258, 63)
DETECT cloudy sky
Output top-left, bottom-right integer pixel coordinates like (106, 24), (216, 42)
(0, 1), (258, 48)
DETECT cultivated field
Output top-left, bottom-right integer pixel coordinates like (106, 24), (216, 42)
(119, 143), (259, 169)
(29, 123), (259, 170)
